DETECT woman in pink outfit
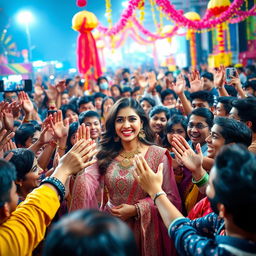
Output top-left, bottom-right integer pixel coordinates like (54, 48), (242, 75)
(70, 98), (181, 256)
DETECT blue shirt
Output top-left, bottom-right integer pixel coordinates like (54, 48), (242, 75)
(168, 213), (256, 255)
(188, 141), (208, 156)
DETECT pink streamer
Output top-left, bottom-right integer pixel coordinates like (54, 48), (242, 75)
(229, 5), (256, 24)
(132, 17), (180, 39)
(97, 0), (141, 36)
(97, 0), (255, 37)
(155, 0), (245, 29)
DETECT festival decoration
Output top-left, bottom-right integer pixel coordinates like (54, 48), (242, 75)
(72, 11), (102, 90)
(138, 0), (145, 24)
(76, 0), (87, 7)
(132, 17), (180, 39)
(208, 0), (231, 66)
(184, 12), (200, 69)
(97, 0), (142, 35)
(105, 0), (113, 28)
(155, 0), (244, 29)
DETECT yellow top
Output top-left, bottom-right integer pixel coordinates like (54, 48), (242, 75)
(0, 185), (60, 256)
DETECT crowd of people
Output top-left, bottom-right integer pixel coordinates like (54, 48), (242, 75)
(0, 63), (256, 256)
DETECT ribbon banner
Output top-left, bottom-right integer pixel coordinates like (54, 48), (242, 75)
(0, 63), (33, 76)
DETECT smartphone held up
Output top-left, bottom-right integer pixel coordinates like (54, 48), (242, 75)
(225, 67), (237, 83)
(0, 79), (32, 92)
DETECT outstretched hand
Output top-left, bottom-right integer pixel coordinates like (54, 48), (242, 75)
(18, 91), (34, 114)
(55, 139), (97, 177)
(188, 70), (203, 92)
(75, 123), (90, 142)
(173, 74), (186, 95)
(171, 134), (203, 173)
(50, 110), (69, 139)
(214, 65), (226, 88)
(133, 155), (163, 198)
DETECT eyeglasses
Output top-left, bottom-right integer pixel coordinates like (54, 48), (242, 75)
(188, 122), (208, 130)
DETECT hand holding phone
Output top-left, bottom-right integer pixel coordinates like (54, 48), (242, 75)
(225, 68), (236, 83)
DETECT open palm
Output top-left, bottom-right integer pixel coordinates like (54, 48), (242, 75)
(171, 135), (203, 172)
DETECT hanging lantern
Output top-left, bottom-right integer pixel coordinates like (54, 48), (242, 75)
(207, 0), (230, 16)
(72, 11), (102, 90)
(76, 0), (87, 8)
(184, 12), (200, 70)
(207, 0), (231, 66)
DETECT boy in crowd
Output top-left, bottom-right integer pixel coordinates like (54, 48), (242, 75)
(79, 110), (102, 142)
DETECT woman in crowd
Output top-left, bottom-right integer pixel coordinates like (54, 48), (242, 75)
(70, 98), (181, 256)
(110, 84), (122, 100)
(101, 96), (116, 129)
(139, 97), (156, 116)
(60, 104), (79, 124)
(149, 105), (170, 145)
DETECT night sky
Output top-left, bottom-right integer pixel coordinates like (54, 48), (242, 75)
(0, 0), (123, 66)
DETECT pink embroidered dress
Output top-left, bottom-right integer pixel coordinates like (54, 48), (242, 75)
(70, 145), (181, 256)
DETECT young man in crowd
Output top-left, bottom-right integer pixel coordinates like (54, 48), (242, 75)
(187, 108), (214, 156)
(214, 96), (235, 117)
(190, 90), (215, 112)
(134, 144), (256, 255)
(229, 97), (256, 153)
(78, 96), (96, 114)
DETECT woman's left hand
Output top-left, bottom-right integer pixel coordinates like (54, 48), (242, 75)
(110, 204), (137, 221)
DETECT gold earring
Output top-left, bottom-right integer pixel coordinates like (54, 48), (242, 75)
(139, 129), (146, 139)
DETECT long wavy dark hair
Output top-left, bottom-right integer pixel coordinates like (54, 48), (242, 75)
(97, 98), (155, 175)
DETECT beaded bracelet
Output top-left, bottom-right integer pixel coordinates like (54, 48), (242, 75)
(192, 172), (209, 187)
(40, 177), (65, 202)
(153, 191), (167, 205)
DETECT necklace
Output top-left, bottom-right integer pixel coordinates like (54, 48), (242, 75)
(119, 148), (141, 168)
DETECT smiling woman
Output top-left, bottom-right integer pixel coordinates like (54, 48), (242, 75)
(70, 98), (181, 256)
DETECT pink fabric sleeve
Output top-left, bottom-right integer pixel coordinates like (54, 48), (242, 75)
(162, 152), (182, 211)
(69, 162), (102, 212)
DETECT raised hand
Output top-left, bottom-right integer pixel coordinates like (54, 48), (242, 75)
(56, 80), (67, 93)
(9, 101), (21, 119)
(137, 74), (148, 88)
(56, 139), (97, 176)
(229, 69), (241, 89)
(2, 104), (14, 131)
(171, 134), (203, 173)
(147, 71), (157, 91)
(45, 85), (58, 101)
(188, 70), (203, 92)
(214, 65), (226, 89)
(18, 91), (34, 114)
(38, 125), (54, 145)
(133, 154), (163, 197)
(0, 129), (15, 156)
(50, 110), (69, 139)
(75, 123), (90, 142)
(173, 74), (186, 95)
(2, 139), (17, 152)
